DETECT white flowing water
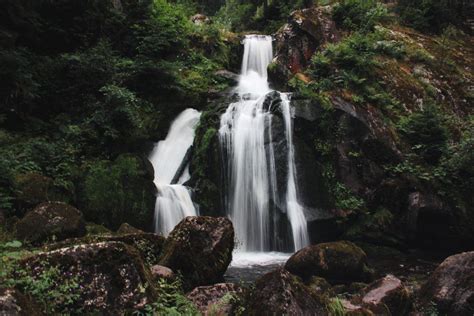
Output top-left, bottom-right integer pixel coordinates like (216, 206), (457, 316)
(149, 109), (201, 236)
(220, 35), (309, 255)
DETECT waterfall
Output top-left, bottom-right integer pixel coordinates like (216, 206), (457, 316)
(219, 35), (309, 253)
(149, 109), (201, 236)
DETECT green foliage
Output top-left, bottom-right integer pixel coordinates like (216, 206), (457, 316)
(332, 0), (388, 33)
(397, 0), (470, 33)
(135, 278), (199, 316)
(327, 297), (346, 316)
(398, 105), (448, 164)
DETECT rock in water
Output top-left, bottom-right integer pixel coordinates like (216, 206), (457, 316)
(15, 242), (156, 314)
(246, 268), (328, 315)
(187, 283), (244, 315)
(419, 251), (474, 315)
(158, 216), (234, 290)
(285, 241), (373, 283)
(16, 202), (86, 244)
(359, 275), (411, 315)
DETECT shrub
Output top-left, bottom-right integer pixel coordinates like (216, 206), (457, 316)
(332, 0), (388, 33)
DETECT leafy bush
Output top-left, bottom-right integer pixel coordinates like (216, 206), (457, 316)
(332, 0), (388, 33)
(398, 105), (449, 164)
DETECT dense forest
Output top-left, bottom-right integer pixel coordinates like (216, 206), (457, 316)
(0, 0), (473, 315)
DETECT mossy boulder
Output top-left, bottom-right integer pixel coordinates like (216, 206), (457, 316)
(44, 233), (166, 266)
(158, 216), (234, 290)
(15, 202), (86, 245)
(14, 241), (157, 314)
(419, 251), (474, 315)
(0, 288), (43, 316)
(285, 241), (373, 284)
(246, 268), (329, 315)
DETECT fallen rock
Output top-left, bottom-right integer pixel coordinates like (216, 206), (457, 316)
(419, 251), (474, 315)
(150, 265), (175, 281)
(15, 242), (156, 314)
(117, 223), (144, 235)
(285, 241), (373, 283)
(246, 268), (328, 315)
(187, 283), (244, 315)
(0, 288), (43, 316)
(158, 216), (234, 290)
(16, 202), (86, 244)
(359, 275), (411, 315)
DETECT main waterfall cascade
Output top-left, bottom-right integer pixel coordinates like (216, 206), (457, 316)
(149, 109), (201, 236)
(219, 35), (309, 253)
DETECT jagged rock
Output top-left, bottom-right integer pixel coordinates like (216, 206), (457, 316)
(187, 283), (244, 315)
(15, 242), (157, 314)
(117, 223), (144, 235)
(16, 202), (86, 244)
(419, 251), (474, 315)
(357, 275), (411, 316)
(158, 216), (234, 290)
(0, 288), (43, 316)
(44, 233), (166, 266)
(270, 6), (341, 88)
(150, 265), (175, 281)
(285, 241), (373, 284)
(246, 268), (328, 315)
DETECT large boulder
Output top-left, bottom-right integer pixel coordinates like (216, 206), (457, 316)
(44, 233), (166, 266)
(16, 202), (86, 244)
(158, 216), (234, 290)
(0, 288), (43, 316)
(285, 241), (373, 284)
(187, 283), (244, 315)
(246, 268), (328, 315)
(14, 242), (157, 314)
(419, 251), (474, 315)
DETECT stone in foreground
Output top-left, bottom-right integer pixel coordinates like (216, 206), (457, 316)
(187, 283), (244, 315)
(158, 216), (234, 290)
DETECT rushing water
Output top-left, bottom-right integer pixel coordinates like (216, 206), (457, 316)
(148, 109), (201, 236)
(219, 35), (309, 253)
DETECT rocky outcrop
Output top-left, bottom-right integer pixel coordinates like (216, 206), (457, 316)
(270, 6), (341, 88)
(16, 202), (86, 244)
(158, 216), (234, 290)
(187, 283), (244, 315)
(0, 288), (43, 316)
(246, 268), (328, 315)
(419, 251), (474, 315)
(15, 242), (157, 314)
(285, 241), (373, 284)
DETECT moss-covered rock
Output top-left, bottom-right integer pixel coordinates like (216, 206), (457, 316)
(285, 241), (373, 284)
(117, 222), (144, 235)
(158, 216), (234, 290)
(187, 283), (244, 315)
(15, 202), (86, 245)
(44, 233), (165, 266)
(14, 241), (157, 315)
(246, 268), (329, 315)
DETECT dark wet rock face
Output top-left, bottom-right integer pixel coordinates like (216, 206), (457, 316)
(419, 251), (474, 316)
(246, 268), (328, 315)
(16, 202), (86, 245)
(187, 283), (244, 315)
(15, 242), (156, 314)
(158, 216), (234, 290)
(0, 288), (43, 316)
(285, 241), (373, 284)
